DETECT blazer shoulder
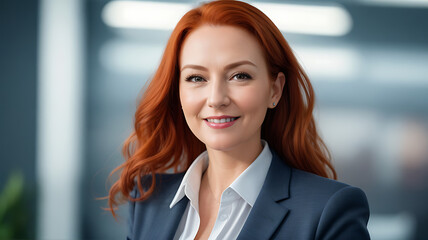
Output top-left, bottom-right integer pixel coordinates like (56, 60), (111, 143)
(290, 167), (351, 197)
(286, 167), (369, 214)
(270, 149), (350, 198)
(275, 168), (370, 239)
(132, 172), (185, 198)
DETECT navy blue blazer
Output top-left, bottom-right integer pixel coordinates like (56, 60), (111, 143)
(127, 150), (370, 239)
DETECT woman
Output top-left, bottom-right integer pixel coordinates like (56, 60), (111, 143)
(108, 1), (370, 239)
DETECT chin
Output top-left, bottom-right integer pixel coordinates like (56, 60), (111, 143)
(202, 137), (242, 152)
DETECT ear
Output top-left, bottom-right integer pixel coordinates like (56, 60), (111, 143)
(269, 72), (285, 108)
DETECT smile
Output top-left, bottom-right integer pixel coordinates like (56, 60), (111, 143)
(204, 116), (240, 129)
(206, 117), (238, 123)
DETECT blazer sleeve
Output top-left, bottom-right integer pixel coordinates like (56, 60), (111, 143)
(315, 186), (371, 240)
(127, 186), (137, 240)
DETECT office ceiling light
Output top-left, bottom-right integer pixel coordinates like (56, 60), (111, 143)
(254, 3), (352, 36)
(102, 1), (191, 30)
(293, 46), (360, 80)
(102, 1), (352, 36)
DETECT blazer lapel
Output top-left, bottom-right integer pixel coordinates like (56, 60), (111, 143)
(155, 197), (189, 239)
(237, 150), (291, 240)
(143, 174), (189, 239)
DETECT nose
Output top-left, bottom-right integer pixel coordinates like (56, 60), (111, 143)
(207, 79), (230, 108)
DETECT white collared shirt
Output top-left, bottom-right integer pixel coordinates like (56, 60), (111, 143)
(170, 140), (272, 240)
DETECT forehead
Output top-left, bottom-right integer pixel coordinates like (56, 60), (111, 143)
(179, 25), (266, 67)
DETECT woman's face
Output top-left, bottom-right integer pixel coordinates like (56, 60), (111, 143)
(179, 25), (284, 152)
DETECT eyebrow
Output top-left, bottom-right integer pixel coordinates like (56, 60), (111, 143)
(180, 60), (257, 71)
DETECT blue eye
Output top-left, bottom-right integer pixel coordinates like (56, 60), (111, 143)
(232, 72), (252, 80)
(185, 75), (206, 82)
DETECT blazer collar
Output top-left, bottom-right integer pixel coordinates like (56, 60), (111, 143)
(237, 149), (291, 240)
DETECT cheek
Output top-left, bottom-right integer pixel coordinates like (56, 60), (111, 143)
(233, 85), (270, 114)
(179, 86), (203, 119)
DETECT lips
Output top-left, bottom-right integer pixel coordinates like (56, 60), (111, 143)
(204, 115), (240, 129)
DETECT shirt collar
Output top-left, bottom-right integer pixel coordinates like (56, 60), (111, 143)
(170, 140), (272, 208)
(169, 151), (208, 209)
(229, 140), (272, 207)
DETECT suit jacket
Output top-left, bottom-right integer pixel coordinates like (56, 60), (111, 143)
(127, 150), (370, 239)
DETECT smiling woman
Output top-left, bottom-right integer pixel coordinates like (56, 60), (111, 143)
(107, 1), (370, 239)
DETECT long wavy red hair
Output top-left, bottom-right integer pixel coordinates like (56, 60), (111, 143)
(107, 0), (336, 216)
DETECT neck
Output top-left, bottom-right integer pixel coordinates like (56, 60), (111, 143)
(202, 138), (263, 198)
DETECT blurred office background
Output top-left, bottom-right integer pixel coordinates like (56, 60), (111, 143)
(1, 0), (428, 239)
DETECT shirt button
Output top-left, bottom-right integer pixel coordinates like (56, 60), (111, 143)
(219, 214), (228, 221)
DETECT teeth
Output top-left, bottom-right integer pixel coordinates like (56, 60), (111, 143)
(207, 117), (237, 123)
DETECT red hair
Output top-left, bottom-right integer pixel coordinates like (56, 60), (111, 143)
(107, 0), (336, 216)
